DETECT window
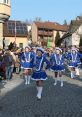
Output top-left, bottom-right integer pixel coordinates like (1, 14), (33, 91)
(4, 0), (8, 4)
(19, 43), (23, 48)
(7, 0), (8, 4)
(4, 0), (6, 3)
(0, 0), (3, 3)
(7, 21), (27, 35)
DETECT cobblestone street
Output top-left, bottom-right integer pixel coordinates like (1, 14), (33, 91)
(0, 70), (82, 117)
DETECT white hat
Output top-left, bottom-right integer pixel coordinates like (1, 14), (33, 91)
(25, 45), (31, 50)
(71, 48), (78, 52)
(55, 47), (62, 52)
(36, 47), (44, 53)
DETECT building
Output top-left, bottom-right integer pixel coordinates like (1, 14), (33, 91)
(61, 16), (82, 47)
(3, 20), (28, 48)
(32, 21), (68, 47)
(0, 1), (29, 49)
(0, 0), (11, 48)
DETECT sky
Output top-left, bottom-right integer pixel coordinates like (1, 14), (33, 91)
(10, 0), (82, 24)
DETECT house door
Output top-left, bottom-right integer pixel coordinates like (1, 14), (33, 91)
(41, 41), (47, 46)
(19, 43), (23, 48)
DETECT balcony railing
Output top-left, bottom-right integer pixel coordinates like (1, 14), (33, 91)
(38, 31), (53, 36)
(37, 37), (53, 42)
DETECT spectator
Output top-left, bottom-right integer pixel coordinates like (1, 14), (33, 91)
(9, 50), (16, 74)
(15, 55), (20, 74)
(3, 50), (14, 80)
(0, 48), (5, 80)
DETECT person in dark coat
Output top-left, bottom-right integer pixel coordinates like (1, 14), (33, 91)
(3, 50), (14, 80)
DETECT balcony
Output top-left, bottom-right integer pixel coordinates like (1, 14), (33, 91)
(38, 30), (53, 37)
(38, 36), (53, 42)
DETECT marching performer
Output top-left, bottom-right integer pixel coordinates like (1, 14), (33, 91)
(50, 47), (65, 87)
(67, 47), (82, 78)
(32, 47), (50, 100)
(21, 46), (34, 85)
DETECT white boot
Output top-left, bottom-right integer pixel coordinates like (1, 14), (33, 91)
(61, 81), (63, 87)
(71, 71), (75, 79)
(25, 75), (28, 85)
(37, 87), (43, 100)
(60, 77), (63, 87)
(61, 82), (63, 87)
(54, 78), (57, 86)
(27, 75), (31, 85)
(75, 67), (80, 76)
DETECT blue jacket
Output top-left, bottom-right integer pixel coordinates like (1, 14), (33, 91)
(20, 52), (35, 68)
(50, 53), (64, 66)
(67, 52), (81, 63)
(34, 55), (50, 71)
(21, 52), (34, 62)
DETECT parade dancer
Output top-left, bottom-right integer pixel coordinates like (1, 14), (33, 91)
(21, 46), (34, 85)
(68, 48), (82, 79)
(50, 47), (65, 87)
(32, 47), (50, 100)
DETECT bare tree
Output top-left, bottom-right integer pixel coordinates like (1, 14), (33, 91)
(25, 19), (33, 25)
(63, 20), (67, 25)
(34, 17), (42, 22)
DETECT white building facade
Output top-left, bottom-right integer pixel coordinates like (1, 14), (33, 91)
(62, 25), (82, 47)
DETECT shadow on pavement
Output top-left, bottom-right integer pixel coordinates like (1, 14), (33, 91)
(0, 80), (6, 93)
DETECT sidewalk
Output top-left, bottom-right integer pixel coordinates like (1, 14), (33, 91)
(0, 74), (24, 99)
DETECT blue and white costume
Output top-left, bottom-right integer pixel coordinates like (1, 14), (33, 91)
(68, 50), (81, 68)
(50, 53), (65, 72)
(50, 47), (65, 87)
(21, 46), (35, 85)
(21, 51), (34, 69)
(67, 48), (82, 78)
(32, 49), (50, 81)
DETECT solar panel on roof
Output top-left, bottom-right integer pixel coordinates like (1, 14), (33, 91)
(7, 21), (27, 35)
(9, 30), (13, 34)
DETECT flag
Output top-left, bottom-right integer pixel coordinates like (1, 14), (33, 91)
(47, 37), (50, 48)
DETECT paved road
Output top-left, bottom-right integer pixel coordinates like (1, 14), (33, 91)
(0, 70), (82, 117)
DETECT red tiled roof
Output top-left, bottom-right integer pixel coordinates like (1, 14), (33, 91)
(34, 21), (69, 32)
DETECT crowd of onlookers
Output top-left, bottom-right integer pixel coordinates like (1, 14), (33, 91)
(0, 48), (22, 81)
(0, 45), (82, 82)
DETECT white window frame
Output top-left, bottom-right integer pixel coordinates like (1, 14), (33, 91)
(0, 0), (4, 3)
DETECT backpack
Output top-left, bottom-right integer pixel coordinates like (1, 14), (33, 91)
(3, 55), (13, 66)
